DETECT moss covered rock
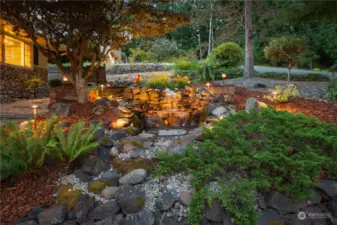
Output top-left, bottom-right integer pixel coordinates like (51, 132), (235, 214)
(88, 180), (113, 194)
(56, 184), (82, 211)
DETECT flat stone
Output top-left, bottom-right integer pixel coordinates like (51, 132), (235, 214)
(119, 169), (147, 185)
(156, 192), (177, 211)
(158, 129), (187, 136)
(91, 201), (120, 220)
(116, 185), (146, 214)
(179, 191), (192, 206)
(204, 200), (224, 222)
(138, 132), (155, 139)
(38, 205), (66, 225)
(211, 106), (227, 117)
(101, 186), (119, 199)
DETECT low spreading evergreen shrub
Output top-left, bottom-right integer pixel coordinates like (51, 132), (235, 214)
(154, 108), (337, 225)
(257, 72), (330, 81)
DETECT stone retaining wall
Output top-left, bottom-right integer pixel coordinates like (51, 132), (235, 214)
(0, 64), (48, 103)
(106, 63), (172, 75)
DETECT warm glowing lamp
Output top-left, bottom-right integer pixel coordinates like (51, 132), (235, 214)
(63, 77), (68, 82)
(206, 82), (211, 89)
(222, 73), (227, 86)
(32, 105), (38, 129)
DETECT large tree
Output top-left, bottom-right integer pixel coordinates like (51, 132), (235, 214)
(0, 0), (186, 103)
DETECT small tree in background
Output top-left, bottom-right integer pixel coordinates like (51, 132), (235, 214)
(264, 36), (307, 83)
(207, 42), (244, 69)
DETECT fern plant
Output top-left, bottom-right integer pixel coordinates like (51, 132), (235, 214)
(54, 121), (101, 163)
(0, 116), (59, 179)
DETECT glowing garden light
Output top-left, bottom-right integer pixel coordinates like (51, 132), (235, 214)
(206, 82), (211, 89)
(32, 105), (38, 129)
(63, 77), (68, 82)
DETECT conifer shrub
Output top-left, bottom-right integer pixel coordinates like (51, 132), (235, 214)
(207, 42), (244, 68)
(154, 108), (337, 225)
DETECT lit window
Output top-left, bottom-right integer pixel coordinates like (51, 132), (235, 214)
(4, 35), (31, 67)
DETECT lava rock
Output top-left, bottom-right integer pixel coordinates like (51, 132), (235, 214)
(81, 156), (110, 176)
(37, 205), (66, 225)
(156, 192), (177, 211)
(204, 200), (224, 222)
(74, 195), (95, 223)
(99, 170), (119, 186)
(91, 201), (120, 221)
(119, 169), (147, 185)
(179, 191), (192, 206)
(74, 170), (93, 182)
(245, 97), (259, 112)
(116, 185), (146, 214)
(258, 209), (281, 225)
(121, 210), (154, 225)
(28, 206), (43, 220)
(101, 186), (119, 199)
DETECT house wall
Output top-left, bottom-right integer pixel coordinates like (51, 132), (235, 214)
(0, 19), (49, 103)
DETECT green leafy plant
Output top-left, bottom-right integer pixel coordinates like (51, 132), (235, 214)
(0, 116), (59, 179)
(130, 48), (149, 63)
(264, 84), (299, 103)
(174, 59), (195, 70)
(145, 73), (171, 90)
(25, 76), (44, 98)
(154, 108), (337, 225)
(48, 79), (63, 87)
(54, 121), (101, 163)
(170, 75), (190, 89)
(206, 42), (244, 69)
(326, 80), (337, 100)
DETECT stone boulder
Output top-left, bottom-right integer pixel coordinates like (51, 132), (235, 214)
(121, 210), (155, 225)
(245, 97), (259, 111)
(204, 200), (224, 222)
(119, 169), (147, 185)
(48, 103), (70, 117)
(81, 156), (110, 176)
(37, 205), (66, 225)
(99, 170), (119, 186)
(317, 180), (337, 198)
(101, 186), (119, 199)
(258, 209), (282, 225)
(93, 214), (123, 225)
(116, 185), (146, 214)
(74, 195), (95, 223)
(91, 201), (120, 221)
(156, 192), (177, 211)
(179, 191), (192, 206)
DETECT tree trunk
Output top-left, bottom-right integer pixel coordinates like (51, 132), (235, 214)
(198, 29), (202, 60)
(75, 75), (88, 104)
(287, 65), (291, 83)
(244, 0), (254, 78)
(208, 2), (213, 56)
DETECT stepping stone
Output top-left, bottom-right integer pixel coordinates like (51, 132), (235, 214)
(158, 129), (187, 136)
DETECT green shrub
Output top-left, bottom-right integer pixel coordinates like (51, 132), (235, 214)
(206, 42), (244, 68)
(48, 79), (63, 87)
(25, 77), (45, 98)
(326, 80), (337, 100)
(175, 59), (195, 70)
(0, 116), (59, 179)
(170, 75), (190, 89)
(264, 84), (299, 103)
(130, 48), (149, 63)
(145, 73), (171, 90)
(149, 38), (182, 62)
(154, 108), (337, 225)
(55, 121), (101, 163)
(257, 72), (330, 82)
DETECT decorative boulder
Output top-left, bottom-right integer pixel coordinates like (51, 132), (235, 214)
(37, 205), (66, 225)
(99, 170), (119, 186)
(81, 156), (110, 176)
(121, 210), (155, 225)
(156, 192), (177, 211)
(204, 200), (224, 222)
(245, 97), (259, 111)
(73, 195), (95, 223)
(119, 169), (147, 185)
(116, 185), (146, 214)
(101, 186), (119, 199)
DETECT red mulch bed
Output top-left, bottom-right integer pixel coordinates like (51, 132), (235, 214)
(232, 87), (337, 124)
(0, 164), (68, 225)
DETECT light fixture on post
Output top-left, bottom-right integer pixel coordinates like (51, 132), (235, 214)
(32, 105), (38, 129)
(63, 76), (68, 82)
(222, 73), (227, 86)
(206, 82), (211, 89)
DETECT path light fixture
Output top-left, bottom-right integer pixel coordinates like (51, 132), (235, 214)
(63, 76), (68, 82)
(222, 73), (227, 86)
(206, 82), (211, 89)
(100, 84), (104, 91)
(32, 105), (38, 129)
